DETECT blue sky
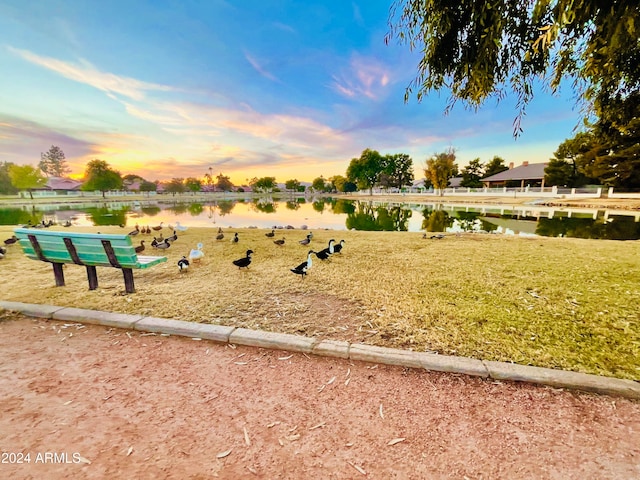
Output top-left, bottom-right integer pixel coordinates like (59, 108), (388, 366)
(0, 0), (582, 184)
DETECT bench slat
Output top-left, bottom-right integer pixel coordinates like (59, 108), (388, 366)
(14, 228), (166, 269)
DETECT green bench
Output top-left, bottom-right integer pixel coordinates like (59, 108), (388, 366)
(14, 228), (167, 294)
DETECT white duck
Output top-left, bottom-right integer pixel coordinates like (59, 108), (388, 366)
(175, 221), (188, 232)
(189, 242), (205, 262)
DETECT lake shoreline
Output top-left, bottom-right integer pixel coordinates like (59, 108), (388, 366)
(2, 191), (640, 212)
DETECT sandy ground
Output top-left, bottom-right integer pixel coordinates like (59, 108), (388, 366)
(1, 312), (639, 480)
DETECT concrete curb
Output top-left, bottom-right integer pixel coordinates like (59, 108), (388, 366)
(2, 300), (639, 400)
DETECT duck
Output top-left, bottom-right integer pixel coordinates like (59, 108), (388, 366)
(189, 242), (205, 262)
(216, 227), (224, 240)
(144, 225), (151, 234)
(430, 233), (445, 239)
(178, 256), (190, 272)
(291, 250), (313, 280)
(153, 239), (171, 250)
(152, 222), (164, 231)
(175, 221), (188, 232)
(4, 235), (18, 246)
(0, 245), (6, 257)
(63, 220), (72, 227)
(274, 237), (285, 246)
(265, 229), (275, 238)
(232, 249), (253, 269)
(166, 230), (178, 244)
(299, 234), (312, 245)
(128, 225), (140, 236)
(315, 239), (335, 261)
(232, 232), (239, 243)
(333, 239), (345, 254)
(135, 240), (145, 253)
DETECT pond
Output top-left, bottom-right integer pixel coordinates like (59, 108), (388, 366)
(1, 197), (639, 240)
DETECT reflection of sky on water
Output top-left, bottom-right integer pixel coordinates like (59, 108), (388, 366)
(73, 201), (352, 231)
(3, 199), (640, 239)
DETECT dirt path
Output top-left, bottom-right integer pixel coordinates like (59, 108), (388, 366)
(1, 312), (639, 480)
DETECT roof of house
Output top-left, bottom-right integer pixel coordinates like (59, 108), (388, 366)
(482, 163), (547, 182)
(45, 177), (83, 190)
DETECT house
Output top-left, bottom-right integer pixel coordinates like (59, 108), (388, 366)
(46, 176), (83, 192)
(482, 162), (548, 189)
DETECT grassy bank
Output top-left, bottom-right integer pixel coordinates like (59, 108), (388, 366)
(1, 224), (638, 380)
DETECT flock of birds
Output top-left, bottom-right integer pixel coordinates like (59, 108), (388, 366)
(125, 222), (347, 280)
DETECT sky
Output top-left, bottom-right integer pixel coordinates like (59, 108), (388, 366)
(0, 0), (584, 185)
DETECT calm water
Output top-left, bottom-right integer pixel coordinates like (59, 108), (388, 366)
(2, 197), (640, 240)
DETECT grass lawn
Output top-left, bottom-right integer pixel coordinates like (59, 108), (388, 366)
(1, 224), (639, 380)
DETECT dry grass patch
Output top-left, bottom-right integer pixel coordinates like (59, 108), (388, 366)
(1, 224), (639, 380)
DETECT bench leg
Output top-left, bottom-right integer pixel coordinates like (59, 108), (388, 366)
(86, 266), (98, 290)
(122, 268), (135, 294)
(52, 263), (65, 287)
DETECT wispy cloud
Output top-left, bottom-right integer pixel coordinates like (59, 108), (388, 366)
(7, 46), (175, 101)
(331, 55), (391, 100)
(244, 51), (279, 82)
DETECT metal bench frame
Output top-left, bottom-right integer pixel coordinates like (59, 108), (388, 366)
(14, 228), (167, 293)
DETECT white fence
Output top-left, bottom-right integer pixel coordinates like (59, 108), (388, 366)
(608, 188), (640, 199)
(360, 186), (603, 199)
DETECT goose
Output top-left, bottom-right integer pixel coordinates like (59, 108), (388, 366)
(291, 250), (313, 280)
(189, 242), (205, 262)
(152, 222), (164, 231)
(135, 240), (145, 253)
(315, 239), (335, 261)
(232, 232), (239, 243)
(232, 249), (253, 269)
(178, 256), (190, 272)
(128, 226), (140, 236)
(274, 237), (285, 246)
(298, 234), (312, 246)
(333, 239), (345, 254)
(175, 221), (188, 232)
(265, 229), (275, 238)
(216, 227), (224, 240)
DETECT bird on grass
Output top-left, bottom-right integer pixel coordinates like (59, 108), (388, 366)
(0, 245), (6, 258)
(189, 243), (205, 262)
(216, 227), (224, 241)
(274, 237), (285, 246)
(152, 222), (164, 231)
(175, 221), (188, 231)
(166, 230), (178, 244)
(430, 233), (445, 239)
(232, 249), (253, 269)
(153, 239), (171, 250)
(232, 232), (239, 243)
(291, 250), (313, 280)
(4, 235), (18, 245)
(315, 239), (335, 261)
(62, 220), (72, 227)
(333, 239), (345, 254)
(135, 240), (145, 253)
(128, 225), (140, 236)
(178, 256), (190, 272)
(265, 229), (275, 238)
(299, 234), (312, 246)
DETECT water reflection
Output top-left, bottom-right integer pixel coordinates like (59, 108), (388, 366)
(1, 198), (639, 240)
(345, 203), (411, 231)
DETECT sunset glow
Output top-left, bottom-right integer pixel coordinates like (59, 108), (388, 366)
(0, 1), (581, 185)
